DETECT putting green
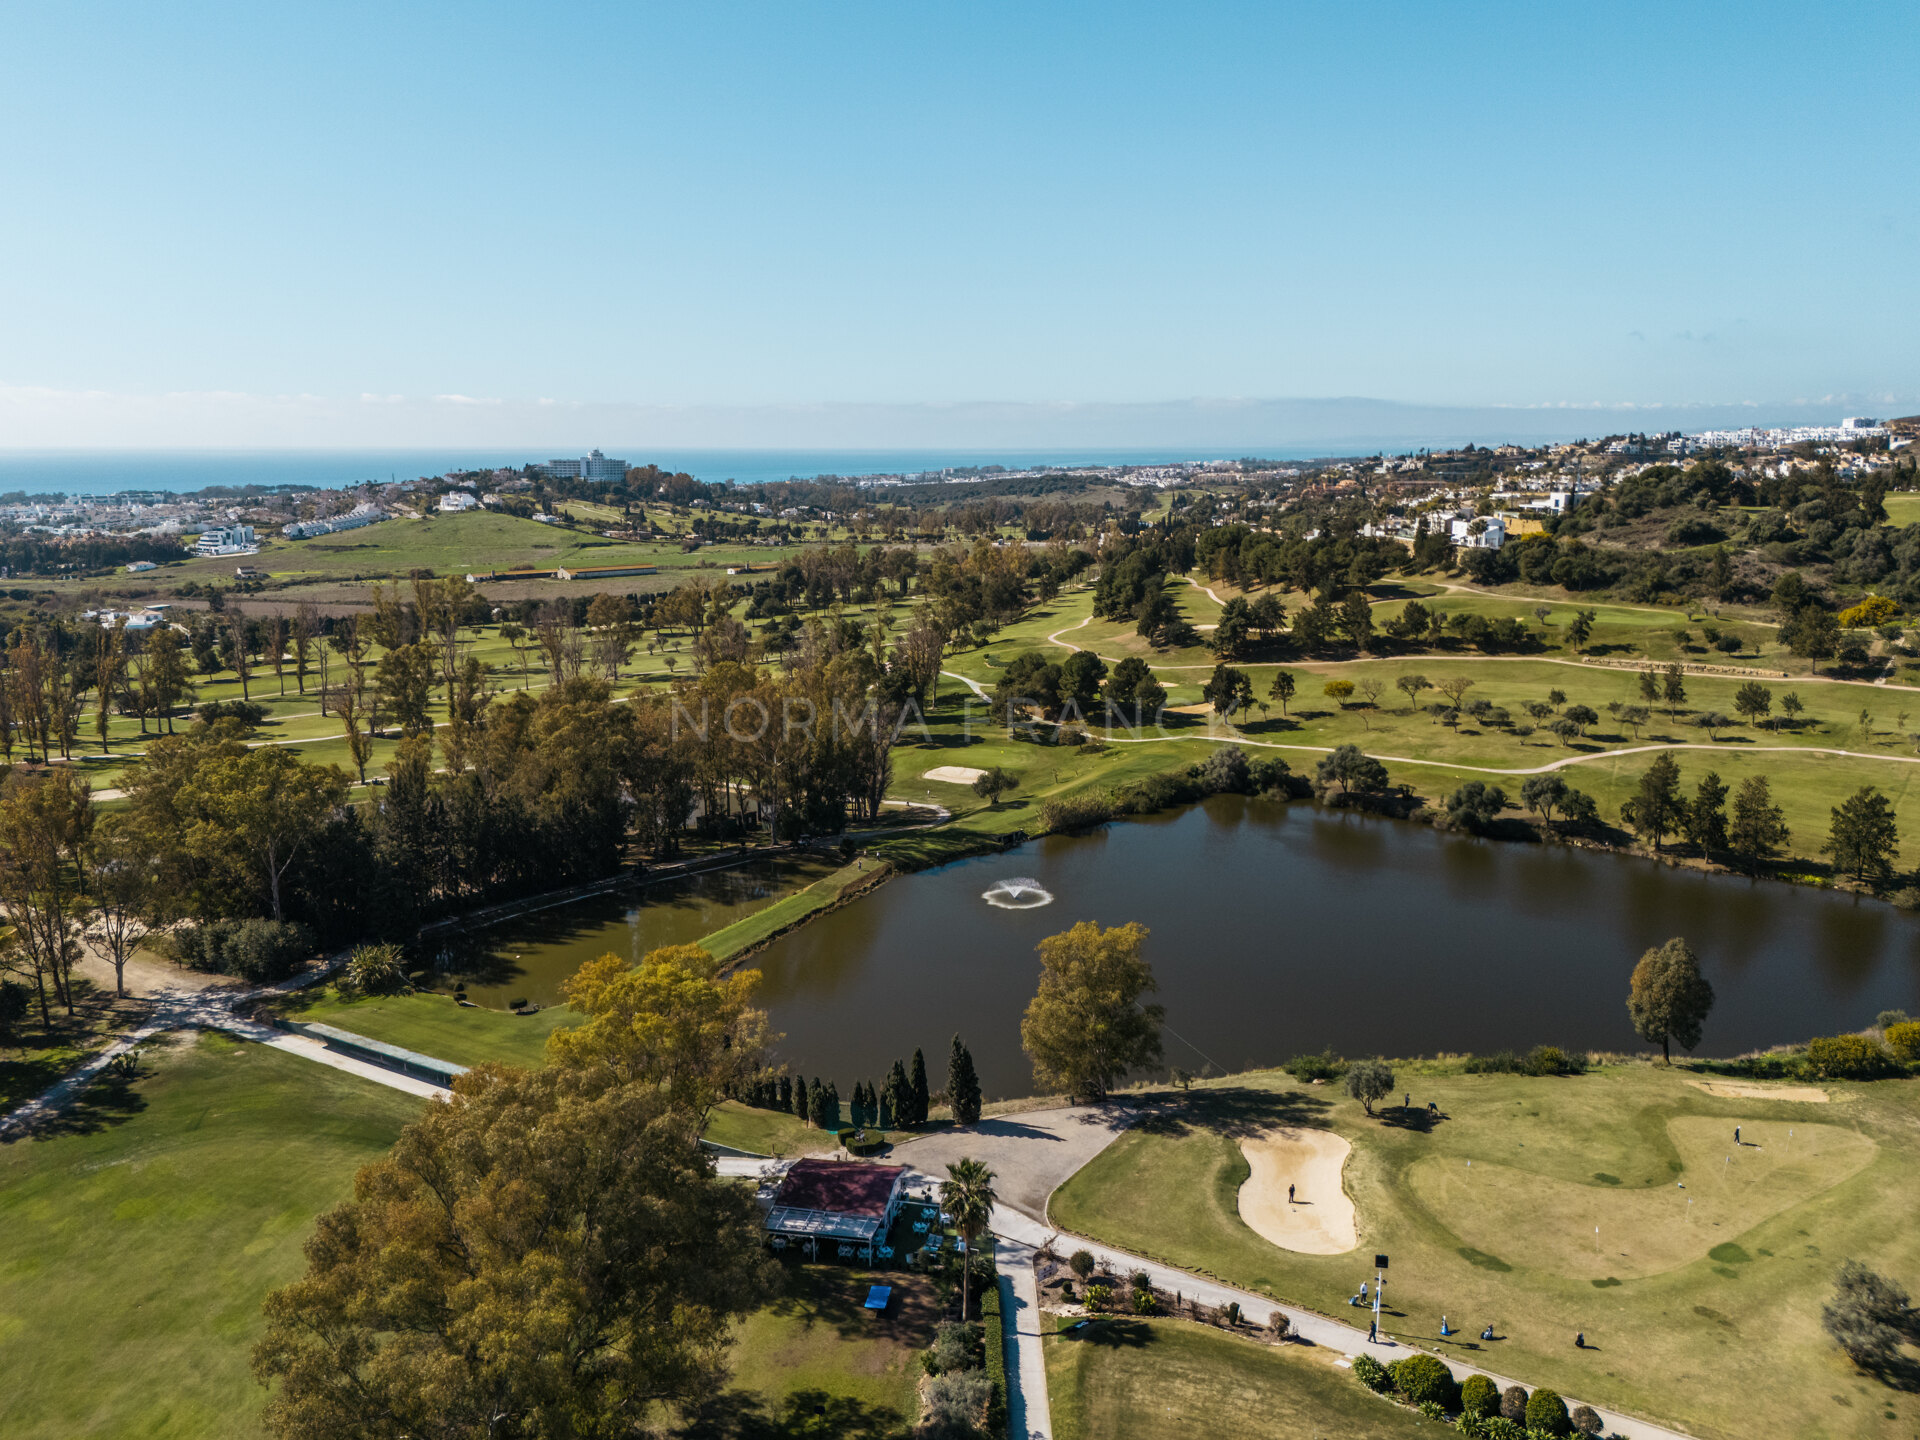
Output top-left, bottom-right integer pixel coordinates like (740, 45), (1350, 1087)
(1407, 1114), (1874, 1280)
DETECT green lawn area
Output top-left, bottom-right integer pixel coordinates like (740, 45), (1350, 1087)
(270, 987), (574, 1069)
(0, 1030), (424, 1440)
(1046, 1316), (1434, 1440)
(700, 860), (888, 960)
(950, 582), (1920, 871)
(1049, 1065), (1920, 1440)
(693, 1264), (939, 1437)
(1882, 493), (1920, 528)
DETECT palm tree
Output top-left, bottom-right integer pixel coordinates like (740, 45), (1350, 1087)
(941, 1158), (998, 1319)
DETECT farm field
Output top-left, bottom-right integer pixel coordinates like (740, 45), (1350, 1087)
(1049, 1064), (1920, 1440)
(0, 1031), (423, 1440)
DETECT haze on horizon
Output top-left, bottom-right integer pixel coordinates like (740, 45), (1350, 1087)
(2, 1), (1914, 450)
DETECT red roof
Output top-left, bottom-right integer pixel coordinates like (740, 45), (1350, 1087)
(771, 1159), (905, 1218)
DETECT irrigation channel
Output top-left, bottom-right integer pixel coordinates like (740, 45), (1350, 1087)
(436, 797), (1920, 1095)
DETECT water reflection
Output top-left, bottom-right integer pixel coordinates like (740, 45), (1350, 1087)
(749, 798), (1920, 1097)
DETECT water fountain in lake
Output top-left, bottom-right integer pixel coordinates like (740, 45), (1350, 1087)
(981, 876), (1055, 910)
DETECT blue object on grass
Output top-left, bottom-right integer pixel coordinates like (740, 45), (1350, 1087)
(864, 1285), (892, 1311)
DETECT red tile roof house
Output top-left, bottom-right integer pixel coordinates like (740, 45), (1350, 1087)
(762, 1158), (909, 1262)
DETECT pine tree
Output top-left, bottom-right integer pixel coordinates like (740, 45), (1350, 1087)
(910, 1048), (930, 1125)
(948, 1034), (982, 1126)
(1728, 776), (1790, 870)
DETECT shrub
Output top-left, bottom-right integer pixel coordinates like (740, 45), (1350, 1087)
(1286, 1049), (1347, 1082)
(1471, 1419), (1527, 1440)
(1389, 1353), (1460, 1410)
(836, 1128), (887, 1156)
(1222, 1301), (1241, 1326)
(1197, 745), (1252, 794)
(1110, 771), (1200, 815)
(178, 919), (316, 983)
(1463, 1049), (1522, 1074)
(1524, 1044), (1587, 1076)
(927, 1320), (981, 1374)
(0, 978), (30, 1038)
(980, 1284), (1007, 1435)
(196, 698), (269, 728)
(1570, 1403), (1604, 1436)
(1248, 756), (1295, 795)
(1082, 1283), (1114, 1312)
(1883, 1020), (1920, 1063)
(1069, 1249), (1096, 1280)
(923, 1369), (993, 1430)
(1876, 1008), (1913, 1029)
(1889, 887), (1920, 911)
(1500, 1385), (1530, 1422)
(1042, 793), (1114, 833)
(343, 942), (407, 995)
(1350, 1353), (1392, 1392)
(1805, 1034), (1898, 1080)
(1131, 1287), (1158, 1314)
(1461, 1373), (1500, 1420)
(1525, 1387), (1572, 1437)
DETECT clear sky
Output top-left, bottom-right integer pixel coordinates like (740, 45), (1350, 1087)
(2, 1), (1915, 447)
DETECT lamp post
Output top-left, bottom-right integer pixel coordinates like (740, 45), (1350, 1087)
(1372, 1253), (1389, 1343)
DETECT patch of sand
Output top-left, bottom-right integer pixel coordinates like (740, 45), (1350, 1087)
(923, 765), (986, 785)
(1688, 1079), (1833, 1103)
(1166, 703), (1217, 716)
(1237, 1127), (1358, 1255)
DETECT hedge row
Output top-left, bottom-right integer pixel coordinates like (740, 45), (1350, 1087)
(980, 1275), (1008, 1438)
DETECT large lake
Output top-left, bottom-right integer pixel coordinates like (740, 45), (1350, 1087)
(442, 799), (1920, 1099)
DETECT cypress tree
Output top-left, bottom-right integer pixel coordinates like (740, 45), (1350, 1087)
(910, 1048), (930, 1125)
(948, 1034), (982, 1125)
(884, 1060), (910, 1127)
(850, 1081), (868, 1129)
(807, 1077), (826, 1128)
(795, 1075), (812, 1123)
(822, 1081), (841, 1132)
(876, 1078), (894, 1129)
(778, 1075), (793, 1113)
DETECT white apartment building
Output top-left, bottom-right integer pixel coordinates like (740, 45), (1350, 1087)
(542, 449), (628, 482)
(195, 523), (257, 556)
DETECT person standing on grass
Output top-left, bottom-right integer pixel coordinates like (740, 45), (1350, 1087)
(1735, 1125), (1741, 1145)
(1288, 1183), (1295, 1204)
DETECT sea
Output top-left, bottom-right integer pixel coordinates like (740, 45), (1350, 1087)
(0, 447), (1343, 499)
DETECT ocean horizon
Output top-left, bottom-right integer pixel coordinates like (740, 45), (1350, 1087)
(0, 442), (1436, 497)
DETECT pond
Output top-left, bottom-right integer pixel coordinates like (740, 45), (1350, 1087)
(747, 796), (1920, 1099)
(427, 853), (843, 1008)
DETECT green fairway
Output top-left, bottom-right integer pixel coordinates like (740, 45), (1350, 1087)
(271, 987), (573, 1069)
(0, 1031), (423, 1440)
(1049, 1065), (1920, 1440)
(1046, 1316), (1434, 1440)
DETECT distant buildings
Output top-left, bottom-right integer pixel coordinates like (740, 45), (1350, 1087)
(540, 449), (628, 482)
(437, 491), (480, 513)
(284, 502), (385, 540)
(195, 523), (257, 556)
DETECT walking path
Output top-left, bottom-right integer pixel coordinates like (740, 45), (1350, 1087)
(1, 963), (445, 1140)
(996, 1235), (1053, 1440)
(988, 1206), (1690, 1440)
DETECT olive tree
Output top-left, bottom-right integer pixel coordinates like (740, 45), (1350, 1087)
(1345, 1057), (1395, 1116)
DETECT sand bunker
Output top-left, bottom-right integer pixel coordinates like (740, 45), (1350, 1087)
(1688, 1079), (1833, 1103)
(1237, 1127), (1358, 1255)
(923, 766), (987, 785)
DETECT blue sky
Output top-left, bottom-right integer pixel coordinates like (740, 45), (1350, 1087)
(1, 2), (1915, 446)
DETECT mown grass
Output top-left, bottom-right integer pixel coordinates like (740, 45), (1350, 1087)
(707, 1264), (939, 1435)
(1046, 1315), (1435, 1440)
(270, 986), (573, 1070)
(1049, 1064), (1920, 1440)
(700, 860), (889, 960)
(0, 1031), (423, 1440)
